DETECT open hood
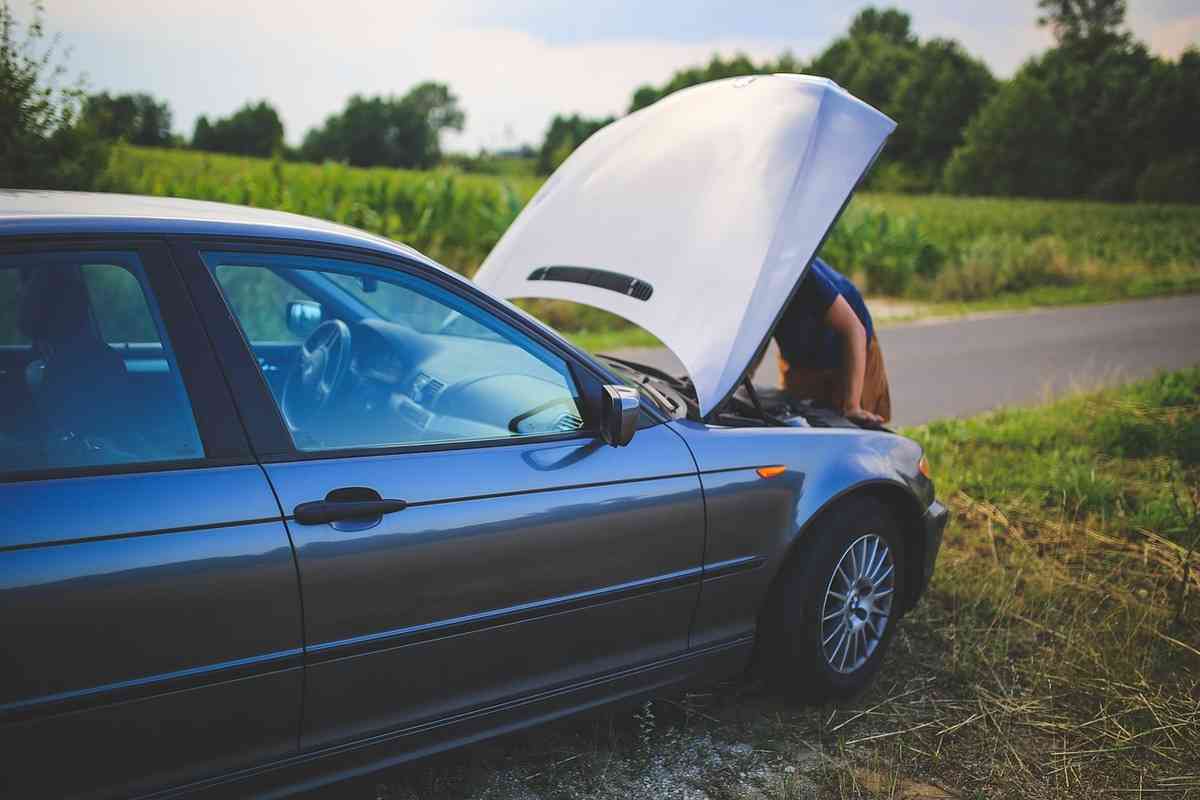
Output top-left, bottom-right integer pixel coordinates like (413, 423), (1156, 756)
(473, 75), (895, 417)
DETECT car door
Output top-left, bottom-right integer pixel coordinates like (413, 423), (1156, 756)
(0, 240), (303, 799)
(175, 241), (706, 749)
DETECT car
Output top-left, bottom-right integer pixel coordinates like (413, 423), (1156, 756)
(0, 75), (946, 799)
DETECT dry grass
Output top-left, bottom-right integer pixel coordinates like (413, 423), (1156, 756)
(807, 486), (1199, 799)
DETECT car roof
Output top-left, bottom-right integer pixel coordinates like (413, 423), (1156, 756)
(0, 190), (434, 265)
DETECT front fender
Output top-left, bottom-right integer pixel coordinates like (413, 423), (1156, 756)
(664, 420), (933, 649)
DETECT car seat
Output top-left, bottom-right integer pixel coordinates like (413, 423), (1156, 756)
(18, 266), (144, 466)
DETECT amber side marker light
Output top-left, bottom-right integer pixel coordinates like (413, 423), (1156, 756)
(756, 465), (786, 479)
(918, 456), (932, 479)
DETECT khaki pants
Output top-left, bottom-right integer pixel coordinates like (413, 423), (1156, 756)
(779, 337), (893, 423)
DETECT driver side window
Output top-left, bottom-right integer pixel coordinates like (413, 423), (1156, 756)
(203, 252), (585, 453)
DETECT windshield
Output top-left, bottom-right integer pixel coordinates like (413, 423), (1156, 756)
(327, 273), (504, 342)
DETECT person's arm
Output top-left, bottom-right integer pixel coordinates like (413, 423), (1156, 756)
(824, 295), (883, 427)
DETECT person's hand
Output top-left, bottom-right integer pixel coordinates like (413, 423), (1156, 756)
(845, 406), (884, 428)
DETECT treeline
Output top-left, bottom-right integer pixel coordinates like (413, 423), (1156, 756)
(3, 0), (1198, 203)
(0, 0), (466, 185)
(585, 7), (998, 193)
(541, 1), (1199, 202)
(82, 84), (464, 169)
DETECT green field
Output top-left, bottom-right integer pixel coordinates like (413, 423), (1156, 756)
(100, 146), (543, 274)
(99, 145), (1200, 343)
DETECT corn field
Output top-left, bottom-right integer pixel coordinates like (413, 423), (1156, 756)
(100, 146), (1200, 311)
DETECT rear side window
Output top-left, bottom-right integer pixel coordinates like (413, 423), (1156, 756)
(0, 251), (204, 475)
(0, 268), (27, 345)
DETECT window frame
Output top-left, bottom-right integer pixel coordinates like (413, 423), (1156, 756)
(169, 236), (643, 464)
(0, 236), (254, 484)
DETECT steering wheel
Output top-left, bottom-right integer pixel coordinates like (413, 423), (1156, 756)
(281, 319), (352, 432)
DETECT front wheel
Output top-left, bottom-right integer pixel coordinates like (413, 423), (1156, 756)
(758, 497), (906, 703)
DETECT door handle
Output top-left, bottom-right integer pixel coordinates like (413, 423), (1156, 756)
(293, 487), (408, 525)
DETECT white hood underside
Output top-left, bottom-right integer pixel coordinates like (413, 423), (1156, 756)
(473, 74), (896, 417)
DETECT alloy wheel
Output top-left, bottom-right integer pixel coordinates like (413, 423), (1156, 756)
(820, 533), (896, 674)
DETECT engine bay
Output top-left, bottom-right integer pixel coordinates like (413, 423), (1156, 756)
(596, 356), (863, 430)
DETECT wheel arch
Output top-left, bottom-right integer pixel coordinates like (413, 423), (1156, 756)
(761, 478), (929, 623)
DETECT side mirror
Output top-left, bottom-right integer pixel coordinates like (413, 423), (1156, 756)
(600, 385), (639, 447)
(285, 301), (323, 338)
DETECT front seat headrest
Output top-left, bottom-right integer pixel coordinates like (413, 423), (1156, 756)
(18, 266), (104, 356)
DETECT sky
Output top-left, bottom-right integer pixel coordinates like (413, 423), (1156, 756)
(36, 0), (1200, 153)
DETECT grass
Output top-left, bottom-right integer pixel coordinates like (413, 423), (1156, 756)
(97, 146), (1200, 347)
(564, 326), (662, 353)
(339, 369), (1200, 799)
(918, 368), (1200, 542)
(895, 275), (1200, 320)
(840, 193), (1200, 274)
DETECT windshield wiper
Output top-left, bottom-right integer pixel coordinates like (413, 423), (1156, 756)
(599, 354), (681, 386)
(638, 375), (679, 413)
(743, 376), (786, 426)
(600, 357), (681, 415)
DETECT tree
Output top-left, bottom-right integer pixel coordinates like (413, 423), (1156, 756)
(1037, 0), (1127, 52)
(885, 39), (996, 183)
(1126, 46), (1200, 203)
(943, 69), (1075, 198)
(82, 92), (174, 147)
(606, 9), (995, 191)
(192, 100), (284, 157)
(0, 0), (106, 188)
(536, 114), (614, 175)
(848, 6), (917, 44)
(944, 29), (1197, 201)
(400, 82), (465, 142)
(808, 8), (995, 190)
(808, 9), (919, 111)
(946, 0), (1200, 201)
(628, 52), (792, 113)
(550, 51), (794, 176)
(299, 82), (464, 169)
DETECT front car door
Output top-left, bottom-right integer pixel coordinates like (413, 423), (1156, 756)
(176, 242), (707, 749)
(0, 240), (303, 798)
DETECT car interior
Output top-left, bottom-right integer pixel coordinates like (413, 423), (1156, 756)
(0, 259), (203, 473)
(0, 255), (592, 474)
(206, 257), (587, 453)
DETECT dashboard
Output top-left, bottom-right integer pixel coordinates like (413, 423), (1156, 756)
(305, 318), (585, 450)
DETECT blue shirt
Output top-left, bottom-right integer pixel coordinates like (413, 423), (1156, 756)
(774, 258), (874, 370)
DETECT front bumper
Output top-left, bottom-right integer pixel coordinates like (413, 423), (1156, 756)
(911, 500), (948, 607)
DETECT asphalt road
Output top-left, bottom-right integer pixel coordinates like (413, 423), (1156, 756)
(612, 294), (1200, 426)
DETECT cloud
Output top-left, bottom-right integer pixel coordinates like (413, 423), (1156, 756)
(1140, 16), (1200, 59)
(424, 29), (792, 151)
(49, 0), (791, 150)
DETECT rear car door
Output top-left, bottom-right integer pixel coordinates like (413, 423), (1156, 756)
(0, 241), (303, 799)
(177, 242), (706, 749)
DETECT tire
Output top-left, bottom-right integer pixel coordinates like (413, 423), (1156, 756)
(758, 496), (906, 704)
